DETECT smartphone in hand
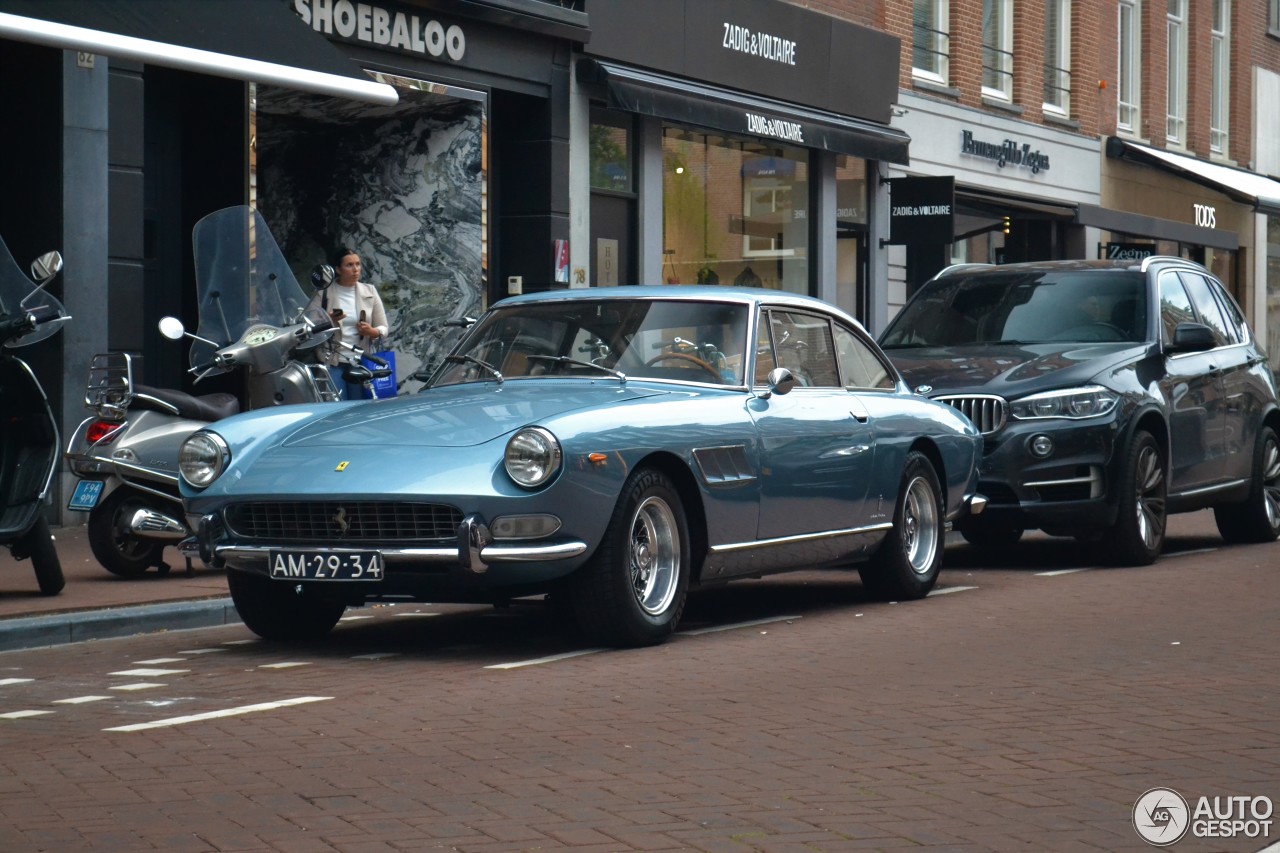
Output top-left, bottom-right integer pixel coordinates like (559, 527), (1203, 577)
(330, 309), (345, 319)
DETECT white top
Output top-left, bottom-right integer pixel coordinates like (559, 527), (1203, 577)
(334, 284), (359, 341)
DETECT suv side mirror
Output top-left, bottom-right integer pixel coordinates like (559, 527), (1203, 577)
(1168, 322), (1217, 353)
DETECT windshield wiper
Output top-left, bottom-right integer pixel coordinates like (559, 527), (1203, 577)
(526, 354), (626, 382)
(445, 354), (503, 383)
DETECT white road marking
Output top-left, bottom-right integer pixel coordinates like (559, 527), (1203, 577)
(351, 653), (400, 660)
(178, 648), (227, 654)
(109, 669), (189, 677)
(1037, 568), (1090, 576)
(485, 649), (610, 669)
(0, 678), (34, 686)
(134, 658), (186, 665)
(259, 662), (310, 669)
(222, 640), (257, 646)
(110, 683), (166, 692)
(339, 615), (373, 621)
(927, 585), (978, 596)
(0, 710), (53, 720)
(1165, 547), (1220, 558)
(102, 696), (333, 732)
(392, 612), (440, 618)
(681, 615), (801, 635)
(54, 696), (110, 705)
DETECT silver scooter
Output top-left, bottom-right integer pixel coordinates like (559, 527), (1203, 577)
(64, 206), (383, 577)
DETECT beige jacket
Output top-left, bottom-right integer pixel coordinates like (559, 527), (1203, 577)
(307, 280), (389, 366)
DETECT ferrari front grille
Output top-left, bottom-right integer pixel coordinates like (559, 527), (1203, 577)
(224, 501), (463, 541)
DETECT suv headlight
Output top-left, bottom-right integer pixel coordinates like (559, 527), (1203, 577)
(179, 431), (230, 488)
(504, 427), (561, 488)
(1009, 385), (1120, 420)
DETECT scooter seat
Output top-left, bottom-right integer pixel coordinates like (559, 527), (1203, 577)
(132, 385), (241, 421)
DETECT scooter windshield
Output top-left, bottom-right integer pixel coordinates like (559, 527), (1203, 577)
(189, 206), (317, 372)
(0, 235), (67, 349)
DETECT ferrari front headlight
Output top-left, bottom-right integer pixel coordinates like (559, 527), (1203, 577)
(504, 427), (561, 488)
(179, 431), (230, 488)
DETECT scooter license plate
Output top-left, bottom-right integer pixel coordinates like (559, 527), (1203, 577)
(268, 549), (384, 581)
(67, 480), (104, 511)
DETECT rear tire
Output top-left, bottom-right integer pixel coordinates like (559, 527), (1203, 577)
(227, 569), (345, 641)
(1102, 430), (1166, 565)
(15, 516), (65, 596)
(860, 452), (944, 600)
(569, 467), (690, 647)
(88, 488), (167, 577)
(1214, 424), (1280, 544)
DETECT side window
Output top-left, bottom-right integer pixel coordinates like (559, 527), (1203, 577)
(768, 310), (840, 387)
(1209, 279), (1250, 344)
(835, 324), (895, 390)
(1178, 271), (1234, 345)
(1158, 273), (1196, 345)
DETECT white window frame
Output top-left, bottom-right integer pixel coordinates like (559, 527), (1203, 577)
(1043, 0), (1072, 114)
(1271, 0), (1280, 36)
(1210, 0), (1230, 155)
(1117, 0), (1141, 134)
(1166, 0), (1187, 146)
(912, 0), (950, 85)
(981, 0), (1014, 101)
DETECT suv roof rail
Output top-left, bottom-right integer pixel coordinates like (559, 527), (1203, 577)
(931, 263), (996, 280)
(1139, 255), (1209, 274)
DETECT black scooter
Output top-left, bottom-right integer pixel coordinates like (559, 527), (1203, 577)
(0, 234), (68, 595)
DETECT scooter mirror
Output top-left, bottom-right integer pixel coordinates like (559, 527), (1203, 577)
(29, 251), (62, 283)
(310, 264), (335, 290)
(158, 316), (186, 340)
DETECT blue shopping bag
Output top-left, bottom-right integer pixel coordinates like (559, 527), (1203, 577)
(360, 350), (397, 399)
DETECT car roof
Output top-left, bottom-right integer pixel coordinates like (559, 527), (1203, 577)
(930, 256), (1214, 280)
(492, 285), (860, 322)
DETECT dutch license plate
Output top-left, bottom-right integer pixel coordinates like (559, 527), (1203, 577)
(68, 479), (104, 511)
(268, 549), (384, 581)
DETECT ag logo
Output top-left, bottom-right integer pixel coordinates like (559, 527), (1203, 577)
(1134, 787), (1190, 846)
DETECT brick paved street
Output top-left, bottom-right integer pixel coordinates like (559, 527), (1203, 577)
(0, 512), (1276, 851)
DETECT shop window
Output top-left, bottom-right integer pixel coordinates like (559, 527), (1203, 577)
(1166, 0), (1187, 146)
(982, 0), (1013, 100)
(590, 111), (632, 193)
(1267, 215), (1280, 375)
(661, 126), (809, 294)
(1117, 0), (1141, 133)
(913, 0), (950, 84)
(1043, 0), (1071, 114)
(1210, 0), (1230, 155)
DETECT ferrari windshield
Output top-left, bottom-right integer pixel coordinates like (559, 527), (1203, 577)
(189, 206), (320, 369)
(0, 235), (66, 349)
(433, 298), (750, 387)
(882, 270), (1148, 347)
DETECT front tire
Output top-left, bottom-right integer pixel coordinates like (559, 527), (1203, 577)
(14, 516), (65, 596)
(860, 452), (944, 600)
(88, 487), (167, 577)
(1102, 430), (1166, 565)
(570, 467), (690, 647)
(227, 569), (345, 641)
(1214, 424), (1280, 544)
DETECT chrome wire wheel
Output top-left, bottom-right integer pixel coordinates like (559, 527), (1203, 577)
(1262, 432), (1280, 529)
(629, 495), (680, 616)
(1134, 443), (1167, 551)
(902, 474), (940, 575)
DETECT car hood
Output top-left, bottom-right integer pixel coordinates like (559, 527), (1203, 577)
(279, 381), (670, 448)
(885, 342), (1150, 397)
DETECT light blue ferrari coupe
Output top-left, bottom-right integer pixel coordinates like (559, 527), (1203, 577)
(180, 286), (986, 646)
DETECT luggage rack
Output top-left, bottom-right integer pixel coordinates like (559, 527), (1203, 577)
(83, 352), (138, 419)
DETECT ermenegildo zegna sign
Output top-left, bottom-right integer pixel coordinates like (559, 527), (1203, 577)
(582, 0), (899, 124)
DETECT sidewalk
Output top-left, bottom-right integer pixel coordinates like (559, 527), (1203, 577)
(0, 523), (238, 652)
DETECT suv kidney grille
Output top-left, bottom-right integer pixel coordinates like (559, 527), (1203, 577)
(225, 501), (463, 541)
(935, 395), (1007, 435)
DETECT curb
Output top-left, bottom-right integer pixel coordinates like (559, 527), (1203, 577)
(0, 598), (242, 653)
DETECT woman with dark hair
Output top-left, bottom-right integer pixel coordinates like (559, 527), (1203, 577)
(308, 248), (389, 399)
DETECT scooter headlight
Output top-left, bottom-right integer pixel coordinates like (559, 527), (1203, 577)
(179, 431), (230, 489)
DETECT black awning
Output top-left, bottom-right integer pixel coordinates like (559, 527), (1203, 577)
(0, 0), (397, 105)
(1107, 136), (1280, 215)
(578, 60), (910, 165)
(1075, 203), (1238, 251)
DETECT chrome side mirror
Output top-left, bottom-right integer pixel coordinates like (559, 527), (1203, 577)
(766, 367), (796, 396)
(309, 264), (335, 290)
(30, 251), (63, 283)
(158, 316), (186, 341)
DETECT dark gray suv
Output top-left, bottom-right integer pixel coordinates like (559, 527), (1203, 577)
(880, 258), (1280, 564)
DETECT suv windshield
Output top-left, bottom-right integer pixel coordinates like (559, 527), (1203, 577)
(882, 270), (1147, 347)
(432, 298), (749, 387)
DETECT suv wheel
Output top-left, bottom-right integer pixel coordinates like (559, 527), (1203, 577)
(1213, 424), (1280, 544)
(1103, 430), (1166, 565)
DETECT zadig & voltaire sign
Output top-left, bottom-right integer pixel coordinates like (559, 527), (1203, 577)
(961, 130), (1051, 174)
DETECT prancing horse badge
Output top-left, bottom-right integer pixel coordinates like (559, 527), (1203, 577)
(335, 461), (349, 471)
